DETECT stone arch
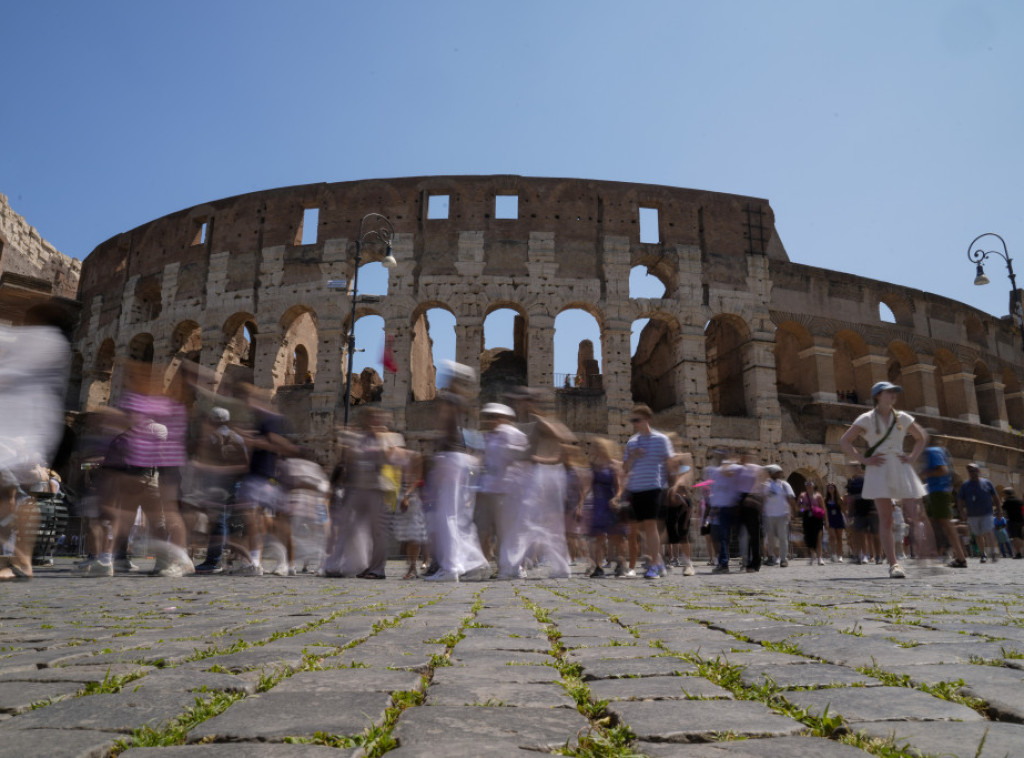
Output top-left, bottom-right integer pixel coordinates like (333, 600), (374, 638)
(128, 333), (154, 363)
(348, 313), (387, 406)
(1003, 366), (1024, 430)
(554, 307), (603, 389)
(705, 314), (750, 417)
(774, 321), (815, 397)
(832, 330), (870, 404)
(218, 313), (258, 390)
(933, 348), (963, 419)
(878, 291), (913, 327)
(885, 341), (918, 410)
(974, 360), (1000, 427)
(965, 314), (988, 350)
(481, 303), (528, 402)
(409, 302), (457, 401)
(171, 320), (202, 359)
(631, 311), (680, 411)
(274, 306), (319, 388)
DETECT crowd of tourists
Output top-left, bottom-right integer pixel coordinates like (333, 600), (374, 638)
(1, 344), (1019, 583)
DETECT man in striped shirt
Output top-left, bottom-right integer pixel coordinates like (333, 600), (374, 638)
(619, 405), (674, 580)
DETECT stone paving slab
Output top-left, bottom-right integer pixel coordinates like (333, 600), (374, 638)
(636, 735), (873, 756)
(848, 719), (1024, 757)
(588, 674), (733, 701)
(390, 705), (591, 750)
(580, 655), (696, 680)
(0, 663), (154, 683)
(123, 745), (359, 757)
(425, 681), (575, 707)
(187, 690), (393, 742)
(608, 700), (806, 742)
(0, 688), (200, 733)
(270, 668), (425, 694)
(430, 665), (560, 685)
(381, 741), (540, 757)
(738, 662), (877, 689)
(0, 727), (122, 758)
(783, 685), (984, 722)
(0, 680), (85, 714)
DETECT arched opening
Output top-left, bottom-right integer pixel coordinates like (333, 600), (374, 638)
(879, 302), (897, 324)
(275, 307), (318, 387)
(629, 265), (667, 299)
(347, 314), (386, 406)
(218, 314), (258, 390)
(128, 333), (154, 363)
(974, 361), (999, 427)
(774, 322), (815, 397)
(631, 315), (678, 411)
(481, 306), (527, 403)
(1003, 367), (1024, 430)
(832, 331), (870, 404)
(878, 293), (913, 326)
(554, 309), (602, 389)
(171, 321), (202, 362)
(705, 315), (749, 417)
(408, 307), (456, 401)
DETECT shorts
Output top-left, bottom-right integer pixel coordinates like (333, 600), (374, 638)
(967, 514), (995, 536)
(924, 491), (953, 521)
(664, 504), (692, 544)
(628, 489), (663, 523)
(853, 512), (879, 534)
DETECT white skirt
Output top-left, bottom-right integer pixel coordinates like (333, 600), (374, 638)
(862, 457), (926, 501)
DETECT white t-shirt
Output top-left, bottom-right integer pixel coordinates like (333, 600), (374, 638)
(762, 478), (795, 518)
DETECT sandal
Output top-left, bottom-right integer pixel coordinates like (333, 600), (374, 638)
(0, 565), (31, 581)
(402, 568), (418, 580)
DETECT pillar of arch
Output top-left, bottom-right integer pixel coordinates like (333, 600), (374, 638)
(528, 312), (556, 389)
(602, 316), (635, 433)
(83, 338), (116, 410)
(833, 331), (883, 403)
(1002, 367), (1024, 430)
(886, 341), (925, 411)
(973, 361), (1008, 430)
(215, 314), (258, 391)
(774, 322), (825, 399)
(933, 349), (978, 423)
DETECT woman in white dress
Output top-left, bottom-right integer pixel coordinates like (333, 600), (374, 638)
(840, 381), (927, 578)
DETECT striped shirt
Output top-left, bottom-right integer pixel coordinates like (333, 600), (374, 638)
(623, 430), (673, 493)
(120, 392), (188, 467)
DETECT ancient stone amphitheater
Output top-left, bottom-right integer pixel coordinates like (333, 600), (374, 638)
(73, 176), (1024, 489)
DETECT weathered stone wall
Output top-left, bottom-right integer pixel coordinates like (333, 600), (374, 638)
(0, 194), (80, 301)
(72, 176), (1024, 491)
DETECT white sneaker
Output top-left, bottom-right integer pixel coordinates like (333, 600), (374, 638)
(837, 556), (843, 563)
(73, 558), (113, 578)
(818, 558), (825, 566)
(682, 564), (696, 577)
(625, 569), (637, 577)
(889, 563), (906, 579)
(269, 563), (290, 577)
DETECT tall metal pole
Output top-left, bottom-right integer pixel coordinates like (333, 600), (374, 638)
(968, 233), (1024, 356)
(341, 213), (395, 427)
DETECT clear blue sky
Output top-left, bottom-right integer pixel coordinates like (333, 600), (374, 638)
(3, 1), (1022, 381)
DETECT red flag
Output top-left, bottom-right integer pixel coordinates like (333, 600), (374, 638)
(382, 334), (398, 374)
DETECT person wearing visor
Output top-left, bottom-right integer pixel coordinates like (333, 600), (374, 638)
(840, 381), (927, 578)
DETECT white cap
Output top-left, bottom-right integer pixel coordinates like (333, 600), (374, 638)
(481, 403), (516, 418)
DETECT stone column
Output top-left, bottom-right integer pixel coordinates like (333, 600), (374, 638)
(943, 371), (980, 424)
(976, 379), (1009, 430)
(252, 329), (283, 389)
(902, 360), (939, 416)
(852, 352), (889, 401)
(528, 315), (555, 390)
(380, 319), (411, 431)
(798, 341), (837, 402)
(454, 318), (484, 379)
(602, 319), (633, 435)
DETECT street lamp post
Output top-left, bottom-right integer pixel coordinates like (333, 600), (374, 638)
(968, 233), (1024, 355)
(335, 213), (397, 427)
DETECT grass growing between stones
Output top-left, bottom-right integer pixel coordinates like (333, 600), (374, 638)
(856, 665), (989, 715)
(518, 591), (641, 758)
(79, 667), (148, 696)
(666, 651), (932, 757)
(110, 690), (244, 754)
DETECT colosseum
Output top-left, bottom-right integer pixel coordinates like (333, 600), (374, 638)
(73, 175), (1024, 490)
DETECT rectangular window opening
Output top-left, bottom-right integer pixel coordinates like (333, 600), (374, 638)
(301, 208), (320, 245)
(495, 194), (518, 220)
(427, 194), (450, 220)
(639, 207), (659, 244)
(192, 219), (208, 246)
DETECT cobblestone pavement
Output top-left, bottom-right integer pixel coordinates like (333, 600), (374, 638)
(3, 557), (1024, 757)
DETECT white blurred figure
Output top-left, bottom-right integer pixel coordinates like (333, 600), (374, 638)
(0, 309), (70, 581)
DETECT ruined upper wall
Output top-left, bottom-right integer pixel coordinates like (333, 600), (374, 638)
(0, 193), (81, 299)
(77, 175), (787, 311)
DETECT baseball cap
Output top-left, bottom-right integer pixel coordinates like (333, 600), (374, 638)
(871, 381), (902, 398)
